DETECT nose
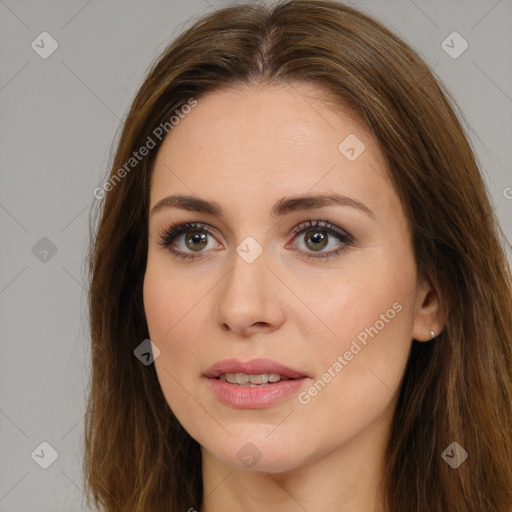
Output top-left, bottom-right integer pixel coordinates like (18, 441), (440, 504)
(213, 246), (286, 337)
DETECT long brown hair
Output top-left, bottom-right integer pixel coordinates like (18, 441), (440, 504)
(84, 1), (512, 510)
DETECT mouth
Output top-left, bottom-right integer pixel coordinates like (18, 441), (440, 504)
(204, 358), (309, 409)
(204, 358), (309, 385)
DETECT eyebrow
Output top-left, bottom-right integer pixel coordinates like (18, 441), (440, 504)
(150, 192), (374, 219)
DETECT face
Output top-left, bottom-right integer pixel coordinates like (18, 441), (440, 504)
(143, 83), (434, 473)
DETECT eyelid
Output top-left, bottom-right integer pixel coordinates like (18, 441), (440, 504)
(156, 221), (220, 248)
(290, 219), (353, 241)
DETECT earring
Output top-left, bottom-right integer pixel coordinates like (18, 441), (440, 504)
(430, 331), (436, 339)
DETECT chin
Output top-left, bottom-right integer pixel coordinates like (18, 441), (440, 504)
(201, 433), (311, 474)
(219, 448), (304, 473)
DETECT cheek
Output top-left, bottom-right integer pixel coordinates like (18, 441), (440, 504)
(300, 256), (413, 347)
(295, 291), (413, 446)
(143, 266), (196, 373)
(301, 251), (416, 398)
(143, 270), (164, 335)
(143, 261), (215, 382)
(143, 267), (206, 428)
(143, 269), (176, 348)
(143, 259), (206, 342)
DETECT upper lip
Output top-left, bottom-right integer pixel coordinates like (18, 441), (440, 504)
(204, 358), (308, 379)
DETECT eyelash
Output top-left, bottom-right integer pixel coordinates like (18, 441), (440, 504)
(156, 219), (354, 262)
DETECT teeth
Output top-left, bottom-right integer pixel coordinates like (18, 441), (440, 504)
(219, 373), (289, 386)
(235, 373), (250, 384)
(249, 374), (268, 384)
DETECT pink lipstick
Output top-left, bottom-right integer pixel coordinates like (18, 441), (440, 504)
(204, 358), (309, 409)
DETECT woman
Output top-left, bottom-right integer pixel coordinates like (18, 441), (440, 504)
(84, 1), (512, 511)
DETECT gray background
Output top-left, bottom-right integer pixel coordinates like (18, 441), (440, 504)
(1, 0), (511, 510)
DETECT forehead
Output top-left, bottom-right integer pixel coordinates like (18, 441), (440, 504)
(149, 83), (396, 221)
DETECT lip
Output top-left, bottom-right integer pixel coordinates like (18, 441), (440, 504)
(204, 358), (309, 409)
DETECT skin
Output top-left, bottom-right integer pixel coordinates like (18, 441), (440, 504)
(143, 82), (444, 512)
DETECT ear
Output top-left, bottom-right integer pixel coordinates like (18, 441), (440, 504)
(412, 276), (445, 342)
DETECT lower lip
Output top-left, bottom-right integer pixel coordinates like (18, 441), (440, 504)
(206, 377), (308, 409)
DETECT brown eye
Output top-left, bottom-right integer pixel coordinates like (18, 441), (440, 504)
(157, 219), (354, 262)
(157, 222), (220, 260)
(184, 231), (208, 251)
(288, 219), (354, 261)
(303, 230), (329, 251)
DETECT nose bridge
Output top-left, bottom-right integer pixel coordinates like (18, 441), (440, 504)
(214, 236), (284, 334)
(222, 238), (269, 307)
